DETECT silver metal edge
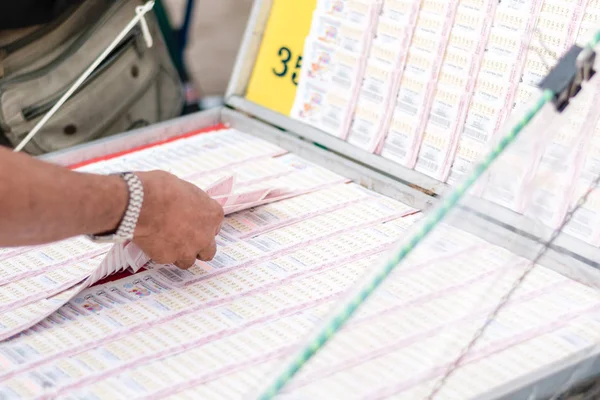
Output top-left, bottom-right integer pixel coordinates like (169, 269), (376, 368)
(225, 0), (274, 99)
(459, 195), (600, 282)
(40, 108), (222, 166)
(476, 345), (600, 400)
(227, 95), (448, 194)
(221, 107), (436, 211)
(221, 107), (600, 281)
(453, 203), (600, 285)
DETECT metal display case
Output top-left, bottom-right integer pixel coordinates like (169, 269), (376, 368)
(39, 1), (600, 398)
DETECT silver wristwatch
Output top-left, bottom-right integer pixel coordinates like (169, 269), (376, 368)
(87, 172), (144, 243)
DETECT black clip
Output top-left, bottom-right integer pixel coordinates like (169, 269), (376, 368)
(538, 44), (596, 112)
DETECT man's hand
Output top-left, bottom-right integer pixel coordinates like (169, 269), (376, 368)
(0, 147), (224, 269)
(133, 171), (224, 269)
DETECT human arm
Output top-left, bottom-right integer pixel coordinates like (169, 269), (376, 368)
(0, 146), (224, 268)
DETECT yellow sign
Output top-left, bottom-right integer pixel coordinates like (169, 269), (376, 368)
(245, 0), (317, 116)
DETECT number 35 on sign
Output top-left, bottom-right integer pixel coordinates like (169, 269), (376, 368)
(245, 0), (317, 116)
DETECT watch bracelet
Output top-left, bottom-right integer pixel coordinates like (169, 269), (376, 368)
(115, 172), (144, 240)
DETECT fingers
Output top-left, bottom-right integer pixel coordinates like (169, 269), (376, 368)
(197, 239), (217, 262)
(172, 240), (217, 270)
(173, 239), (216, 270)
(134, 172), (224, 270)
(213, 202), (225, 235)
(174, 256), (196, 270)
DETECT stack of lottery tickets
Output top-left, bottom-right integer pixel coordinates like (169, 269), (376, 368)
(291, 0), (382, 138)
(289, 0), (600, 248)
(290, 0), (597, 181)
(346, 0), (421, 153)
(0, 128), (347, 342)
(2, 127), (600, 399)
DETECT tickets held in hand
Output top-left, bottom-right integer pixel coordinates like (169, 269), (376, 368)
(0, 128), (348, 342)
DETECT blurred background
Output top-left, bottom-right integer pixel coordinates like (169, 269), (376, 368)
(162, 0), (253, 106)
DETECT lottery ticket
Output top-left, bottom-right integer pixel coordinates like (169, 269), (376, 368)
(75, 129), (287, 179)
(493, 6), (534, 34)
(460, 96), (505, 145)
(359, 59), (401, 105)
(422, 0), (496, 183)
(512, 81), (539, 111)
(214, 187), (273, 208)
(520, 16), (571, 90)
(367, 0), (422, 118)
(0, 129), (334, 343)
(382, 84), (433, 167)
(395, 65), (430, 117)
(381, 0), (420, 22)
(299, 39), (336, 85)
(309, 11), (374, 54)
(294, 40), (365, 139)
(381, 53), (432, 162)
(291, 81), (332, 132)
(524, 83), (600, 228)
(203, 198), (416, 272)
(370, 16), (410, 67)
(412, 0), (500, 179)
(2, 205), (598, 400)
(452, 4), (488, 36)
(380, 0), (462, 171)
(379, 110), (422, 166)
(317, 0), (382, 28)
(564, 182), (600, 246)
(328, 49), (366, 93)
(346, 58), (402, 153)
(414, 121), (459, 180)
(150, 214), (423, 289)
(489, 63), (600, 216)
(447, 135), (487, 186)
(219, 184), (377, 239)
(485, 30), (523, 62)
(302, 38), (366, 92)
(0, 259), (98, 314)
(447, 27), (479, 54)
(245, 153), (348, 193)
(36, 247), (590, 400)
(104, 159), (349, 272)
(564, 113), (600, 244)
(205, 175), (236, 197)
(0, 242), (152, 341)
(495, 0), (546, 129)
(449, 94), (506, 185)
(0, 237), (110, 286)
(347, 98), (390, 153)
(428, 81), (467, 132)
(291, 81), (356, 139)
(576, 2), (600, 44)
(479, 103), (557, 212)
(478, 54), (517, 83)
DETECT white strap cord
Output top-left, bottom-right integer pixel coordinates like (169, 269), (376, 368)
(13, 1), (156, 153)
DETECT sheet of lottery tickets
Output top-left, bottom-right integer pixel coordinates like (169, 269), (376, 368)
(0, 127), (600, 400)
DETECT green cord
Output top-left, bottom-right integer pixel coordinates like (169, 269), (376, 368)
(258, 88), (554, 399)
(589, 30), (600, 48)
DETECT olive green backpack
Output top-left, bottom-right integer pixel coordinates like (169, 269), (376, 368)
(0, 0), (184, 154)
